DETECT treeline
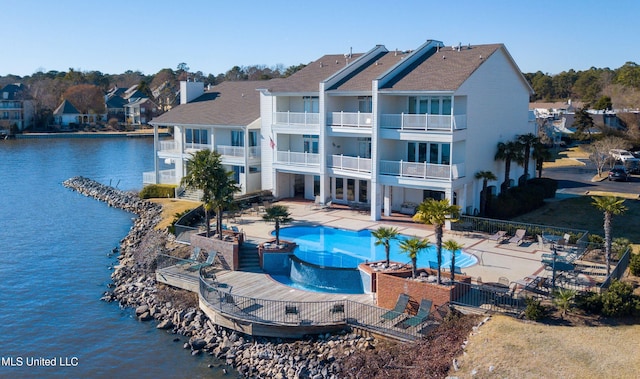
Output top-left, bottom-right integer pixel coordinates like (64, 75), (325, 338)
(0, 63), (306, 129)
(525, 61), (640, 109)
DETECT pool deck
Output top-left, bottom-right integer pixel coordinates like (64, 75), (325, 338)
(229, 199), (548, 285)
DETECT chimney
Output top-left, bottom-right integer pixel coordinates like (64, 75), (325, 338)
(180, 81), (204, 104)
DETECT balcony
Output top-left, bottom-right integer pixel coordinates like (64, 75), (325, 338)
(216, 145), (261, 158)
(184, 142), (212, 152)
(379, 160), (465, 180)
(380, 113), (466, 132)
(273, 111), (320, 128)
(159, 140), (178, 153)
(328, 112), (372, 129)
(143, 169), (176, 185)
(327, 155), (372, 173)
(275, 151), (320, 167)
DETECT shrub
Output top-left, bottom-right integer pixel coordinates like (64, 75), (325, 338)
(601, 280), (639, 317)
(552, 288), (577, 319)
(612, 237), (632, 259)
(575, 292), (603, 314)
(630, 253), (640, 276)
(524, 297), (546, 321)
(488, 185), (545, 218)
(139, 184), (176, 199)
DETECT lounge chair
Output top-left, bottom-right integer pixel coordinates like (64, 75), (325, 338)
(400, 299), (432, 328)
(380, 293), (410, 322)
(508, 229), (526, 245)
(488, 230), (506, 241)
(330, 303), (345, 314)
(186, 252), (216, 272)
(179, 247), (200, 267)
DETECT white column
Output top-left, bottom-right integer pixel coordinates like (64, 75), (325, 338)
(383, 185), (391, 217)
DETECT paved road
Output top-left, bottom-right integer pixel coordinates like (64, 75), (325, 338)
(543, 159), (640, 196)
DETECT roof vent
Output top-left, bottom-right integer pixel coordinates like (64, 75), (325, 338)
(442, 55), (446, 59)
(479, 55), (483, 60)
(320, 62), (323, 67)
(336, 60), (339, 64)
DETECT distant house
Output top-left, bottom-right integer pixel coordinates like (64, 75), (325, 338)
(52, 99), (105, 128)
(124, 97), (159, 126)
(0, 83), (35, 131)
(105, 88), (128, 122)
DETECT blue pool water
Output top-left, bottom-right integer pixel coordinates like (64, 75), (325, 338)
(269, 226), (477, 294)
(277, 225), (478, 269)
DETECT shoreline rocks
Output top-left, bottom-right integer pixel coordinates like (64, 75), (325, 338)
(63, 176), (380, 378)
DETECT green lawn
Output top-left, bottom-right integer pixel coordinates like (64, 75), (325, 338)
(512, 195), (640, 243)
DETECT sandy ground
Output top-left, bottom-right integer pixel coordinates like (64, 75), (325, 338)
(149, 198), (199, 230)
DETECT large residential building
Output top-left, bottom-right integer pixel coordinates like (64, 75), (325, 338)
(148, 80), (262, 194)
(148, 39), (534, 220)
(0, 83), (34, 131)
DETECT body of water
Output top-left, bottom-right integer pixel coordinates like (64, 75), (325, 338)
(0, 138), (226, 378)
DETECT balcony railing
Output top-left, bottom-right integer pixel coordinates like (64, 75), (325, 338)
(143, 169), (176, 184)
(274, 111), (320, 127)
(328, 155), (372, 173)
(216, 145), (261, 158)
(159, 140), (177, 152)
(379, 160), (465, 180)
(380, 113), (467, 131)
(328, 112), (373, 128)
(184, 142), (211, 152)
(275, 151), (320, 166)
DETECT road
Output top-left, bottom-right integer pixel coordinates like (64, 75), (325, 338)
(542, 159), (640, 197)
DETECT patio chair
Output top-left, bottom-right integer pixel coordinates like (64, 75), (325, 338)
(380, 293), (410, 322)
(179, 247), (200, 267)
(498, 276), (510, 286)
(537, 235), (548, 249)
(488, 230), (506, 242)
(400, 299), (432, 328)
(508, 229), (526, 245)
(330, 303), (345, 314)
(186, 252), (216, 272)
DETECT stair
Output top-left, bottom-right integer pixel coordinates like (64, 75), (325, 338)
(239, 240), (262, 272)
(179, 188), (203, 202)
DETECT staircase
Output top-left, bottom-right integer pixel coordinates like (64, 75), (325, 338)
(239, 240), (263, 272)
(179, 188), (203, 202)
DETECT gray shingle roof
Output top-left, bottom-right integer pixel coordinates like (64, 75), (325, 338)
(53, 99), (80, 115)
(264, 54), (363, 93)
(380, 44), (503, 91)
(150, 80), (261, 127)
(327, 50), (408, 92)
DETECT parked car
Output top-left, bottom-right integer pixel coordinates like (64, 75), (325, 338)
(610, 149), (637, 162)
(608, 167), (630, 181)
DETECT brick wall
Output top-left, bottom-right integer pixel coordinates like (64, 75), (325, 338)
(376, 269), (471, 314)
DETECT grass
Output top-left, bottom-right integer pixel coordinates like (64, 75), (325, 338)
(149, 198), (198, 230)
(451, 315), (640, 379)
(512, 195), (640, 243)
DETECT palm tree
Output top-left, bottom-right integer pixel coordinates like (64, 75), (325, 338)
(443, 239), (464, 282)
(591, 196), (627, 276)
(398, 237), (430, 279)
(262, 205), (293, 245)
(474, 171), (497, 216)
(517, 133), (539, 185)
(181, 150), (240, 238)
(495, 140), (523, 193)
(532, 141), (552, 178)
(372, 226), (399, 268)
(413, 198), (461, 284)
(552, 288), (577, 320)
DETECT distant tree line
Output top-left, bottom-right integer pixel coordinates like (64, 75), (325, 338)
(0, 62), (306, 130)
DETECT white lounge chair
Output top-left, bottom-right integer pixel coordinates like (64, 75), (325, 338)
(508, 229), (526, 245)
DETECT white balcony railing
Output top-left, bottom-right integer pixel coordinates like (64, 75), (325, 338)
(184, 142), (211, 152)
(143, 169), (176, 185)
(380, 113), (467, 131)
(274, 111), (320, 127)
(215, 145), (261, 158)
(159, 140), (178, 152)
(328, 112), (373, 128)
(275, 151), (320, 166)
(379, 160), (465, 180)
(328, 155), (372, 173)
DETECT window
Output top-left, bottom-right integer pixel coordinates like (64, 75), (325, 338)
(408, 96), (452, 115)
(335, 178), (344, 198)
(249, 166), (261, 173)
(231, 130), (244, 147)
(248, 131), (258, 147)
(303, 135), (319, 153)
(358, 137), (371, 158)
(408, 142), (450, 164)
(347, 179), (355, 201)
(185, 128), (208, 145)
(303, 96), (319, 113)
(358, 96), (372, 113)
(314, 175), (320, 196)
(359, 180), (368, 203)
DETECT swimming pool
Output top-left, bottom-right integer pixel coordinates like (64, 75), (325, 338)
(266, 225), (477, 294)
(275, 225), (478, 269)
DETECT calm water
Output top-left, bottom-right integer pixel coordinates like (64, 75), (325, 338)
(0, 138), (226, 378)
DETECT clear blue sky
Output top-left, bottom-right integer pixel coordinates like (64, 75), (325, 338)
(3, 0), (638, 77)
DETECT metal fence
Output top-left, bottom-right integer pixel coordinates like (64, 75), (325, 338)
(198, 274), (440, 341)
(600, 247), (631, 289)
(450, 282), (526, 315)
